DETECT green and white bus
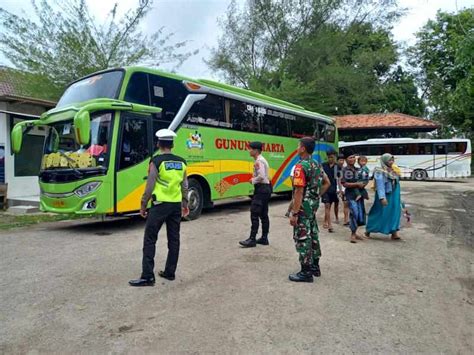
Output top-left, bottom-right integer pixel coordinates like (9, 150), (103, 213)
(11, 67), (338, 219)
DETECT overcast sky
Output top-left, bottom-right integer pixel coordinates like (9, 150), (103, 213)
(0, 0), (472, 80)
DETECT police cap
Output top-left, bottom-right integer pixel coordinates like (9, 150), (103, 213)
(249, 141), (263, 150)
(155, 128), (177, 141)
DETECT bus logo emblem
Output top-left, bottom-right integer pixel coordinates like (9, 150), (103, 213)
(186, 131), (204, 150)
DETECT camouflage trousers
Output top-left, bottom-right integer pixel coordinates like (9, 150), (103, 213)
(293, 214), (321, 266)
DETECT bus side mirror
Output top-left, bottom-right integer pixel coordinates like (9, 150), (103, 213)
(11, 124), (23, 153)
(74, 110), (91, 145)
(11, 120), (36, 153)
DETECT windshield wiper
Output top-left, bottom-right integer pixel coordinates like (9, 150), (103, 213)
(57, 151), (84, 178)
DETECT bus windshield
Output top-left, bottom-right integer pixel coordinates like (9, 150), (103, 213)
(42, 113), (113, 170)
(57, 71), (123, 107)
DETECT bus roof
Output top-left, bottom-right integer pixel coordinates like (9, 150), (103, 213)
(122, 66), (335, 124)
(339, 138), (471, 146)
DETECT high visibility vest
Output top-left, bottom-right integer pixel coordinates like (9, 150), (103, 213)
(151, 153), (187, 203)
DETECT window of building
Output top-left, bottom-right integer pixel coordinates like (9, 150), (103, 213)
(11, 117), (45, 177)
(14, 134), (45, 176)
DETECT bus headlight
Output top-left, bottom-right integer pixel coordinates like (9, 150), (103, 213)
(74, 182), (101, 197)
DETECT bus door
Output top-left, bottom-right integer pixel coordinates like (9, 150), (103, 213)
(115, 112), (153, 213)
(433, 142), (448, 178)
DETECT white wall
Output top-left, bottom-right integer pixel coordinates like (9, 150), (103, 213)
(1, 102), (41, 199)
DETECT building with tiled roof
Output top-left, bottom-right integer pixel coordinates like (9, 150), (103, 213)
(0, 66), (56, 207)
(334, 113), (440, 140)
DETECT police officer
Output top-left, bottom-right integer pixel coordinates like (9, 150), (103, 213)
(129, 129), (189, 287)
(239, 141), (272, 248)
(288, 137), (330, 282)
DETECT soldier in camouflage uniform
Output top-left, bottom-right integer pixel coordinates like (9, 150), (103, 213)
(288, 137), (330, 283)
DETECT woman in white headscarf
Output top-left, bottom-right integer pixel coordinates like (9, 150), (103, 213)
(365, 153), (402, 240)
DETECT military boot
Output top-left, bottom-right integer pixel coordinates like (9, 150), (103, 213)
(239, 237), (256, 248)
(311, 258), (321, 277)
(256, 236), (269, 245)
(289, 264), (314, 283)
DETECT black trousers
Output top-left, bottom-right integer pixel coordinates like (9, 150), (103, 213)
(250, 183), (272, 239)
(141, 202), (182, 280)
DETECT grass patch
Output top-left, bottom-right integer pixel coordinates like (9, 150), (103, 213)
(0, 213), (89, 230)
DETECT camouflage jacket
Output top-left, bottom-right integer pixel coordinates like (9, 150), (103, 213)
(292, 158), (323, 216)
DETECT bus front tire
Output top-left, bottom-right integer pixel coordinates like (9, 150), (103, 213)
(412, 169), (427, 181)
(186, 178), (203, 221)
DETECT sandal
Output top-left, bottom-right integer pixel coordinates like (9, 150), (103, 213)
(328, 227), (334, 233)
(350, 236), (357, 243)
(323, 223), (329, 229)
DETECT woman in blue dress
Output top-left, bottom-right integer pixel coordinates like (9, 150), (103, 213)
(365, 153), (402, 240)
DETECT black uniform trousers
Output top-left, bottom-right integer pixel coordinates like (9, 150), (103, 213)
(141, 202), (182, 280)
(250, 183), (272, 239)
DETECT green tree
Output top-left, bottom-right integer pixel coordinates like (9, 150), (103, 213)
(0, 0), (197, 100)
(410, 9), (474, 138)
(208, 0), (423, 117)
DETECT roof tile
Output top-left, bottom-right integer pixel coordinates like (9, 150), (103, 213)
(334, 113), (439, 130)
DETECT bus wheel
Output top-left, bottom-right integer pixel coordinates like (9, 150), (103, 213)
(412, 169), (427, 181)
(186, 178), (203, 220)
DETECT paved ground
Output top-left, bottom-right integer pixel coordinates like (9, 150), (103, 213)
(0, 179), (473, 354)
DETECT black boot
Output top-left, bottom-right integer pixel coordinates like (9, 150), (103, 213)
(256, 236), (269, 245)
(311, 258), (321, 277)
(239, 237), (256, 248)
(289, 264), (314, 283)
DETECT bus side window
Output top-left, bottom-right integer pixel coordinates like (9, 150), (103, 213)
(120, 117), (149, 170)
(393, 144), (408, 155)
(149, 74), (188, 122)
(368, 145), (384, 156)
(262, 110), (289, 136)
(314, 123), (326, 141)
(448, 142), (466, 154)
(418, 143), (432, 155)
(152, 116), (169, 148)
(356, 145), (369, 155)
(291, 116), (314, 138)
(124, 72), (150, 105)
(435, 144), (447, 155)
(229, 100), (260, 133)
(186, 94), (224, 127)
(325, 124), (336, 142)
